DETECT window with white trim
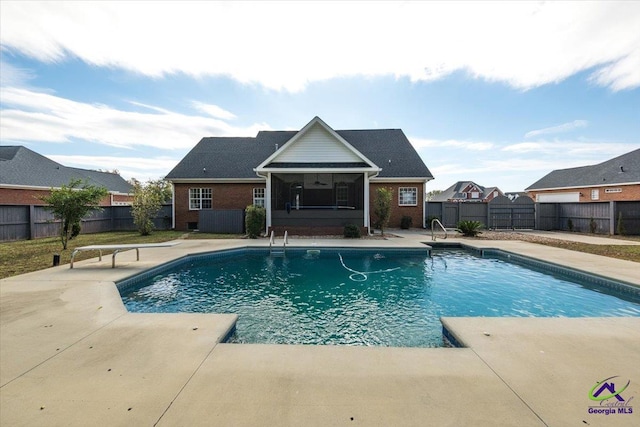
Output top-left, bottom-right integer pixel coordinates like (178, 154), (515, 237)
(399, 187), (418, 206)
(189, 188), (212, 210)
(253, 188), (265, 207)
(591, 189), (599, 200)
(605, 188), (622, 193)
(335, 183), (349, 206)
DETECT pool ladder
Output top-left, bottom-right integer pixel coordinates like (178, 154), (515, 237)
(431, 218), (448, 241)
(269, 230), (288, 257)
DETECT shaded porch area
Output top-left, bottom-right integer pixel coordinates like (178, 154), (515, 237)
(269, 173), (366, 233)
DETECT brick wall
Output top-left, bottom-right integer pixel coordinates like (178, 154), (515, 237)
(527, 184), (640, 203)
(173, 181), (425, 232)
(173, 183), (264, 231)
(369, 182), (424, 229)
(0, 188), (118, 206)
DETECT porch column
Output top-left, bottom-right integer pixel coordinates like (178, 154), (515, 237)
(265, 173), (272, 231)
(364, 173), (370, 232)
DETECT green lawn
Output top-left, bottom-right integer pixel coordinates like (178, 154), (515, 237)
(0, 231), (240, 280)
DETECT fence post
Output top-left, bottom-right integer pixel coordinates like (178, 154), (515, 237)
(609, 201), (616, 235)
(29, 205), (35, 240)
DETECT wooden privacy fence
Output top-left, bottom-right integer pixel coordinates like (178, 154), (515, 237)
(425, 198), (638, 235)
(426, 196), (535, 230)
(0, 204), (172, 242)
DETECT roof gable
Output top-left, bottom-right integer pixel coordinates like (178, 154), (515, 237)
(256, 117), (377, 171)
(166, 118), (433, 181)
(526, 148), (640, 190)
(0, 146), (132, 194)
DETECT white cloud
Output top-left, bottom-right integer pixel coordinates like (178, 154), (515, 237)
(410, 137), (494, 151)
(191, 102), (237, 120)
(1, 2), (639, 92)
(0, 87), (269, 150)
(524, 120), (588, 138)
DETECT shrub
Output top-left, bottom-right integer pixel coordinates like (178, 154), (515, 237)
(456, 220), (483, 237)
(589, 217), (597, 234)
(400, 215), (413, 229)
(39, 179), (109, 250)
(130, 179), (173, 236)
(567, 218), (574, 232)
(373, 187), (393, 235)
(343, 224), (361, 238)
(245, 205), (266, 238)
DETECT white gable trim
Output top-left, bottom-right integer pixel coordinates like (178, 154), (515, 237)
(255, 116), (379, 173)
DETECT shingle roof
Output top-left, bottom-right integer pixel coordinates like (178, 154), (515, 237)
(430, 181), (480, 201)
(525, 148), (640, 190)
(166, 128), (433, 180)
(0, 146), (133, 194)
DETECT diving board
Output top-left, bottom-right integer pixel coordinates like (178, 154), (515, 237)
(70, 242), (180, 269)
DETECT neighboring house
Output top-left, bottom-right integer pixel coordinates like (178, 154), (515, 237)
(166, 116), (434, 234)
(0, 146), (133, 206)
(430, 181), (503, 202)
(526, 148), (640, 203)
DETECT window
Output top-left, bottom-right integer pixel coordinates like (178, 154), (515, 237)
(253, 188), (265, 207)
(399, 187), (417, 206)
(189, 188), (212, 210)
(591, 189), (599, 200)
(605, 188), (622, 193)
(471, 192), (480, 199)
(335, 183), (349, 206)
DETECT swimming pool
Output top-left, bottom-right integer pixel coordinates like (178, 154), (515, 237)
(119, 247), (640, 347)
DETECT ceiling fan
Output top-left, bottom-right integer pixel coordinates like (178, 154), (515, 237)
(314, 174), (329, 186)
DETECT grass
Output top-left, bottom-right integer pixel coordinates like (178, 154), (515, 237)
(530, 240), (640, 263)
(0, 230), (242, 280)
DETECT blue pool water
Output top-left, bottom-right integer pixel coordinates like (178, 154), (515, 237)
(120, 248), (640, 347)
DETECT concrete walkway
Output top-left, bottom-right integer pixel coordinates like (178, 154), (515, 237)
(1, 232), (639, 426)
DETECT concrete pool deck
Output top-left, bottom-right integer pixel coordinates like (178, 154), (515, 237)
(1, 232), (639, 426)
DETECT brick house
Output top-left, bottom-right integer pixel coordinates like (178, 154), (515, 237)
(0, 146), (133, 206)
(526, 148), (640, 202)
(166, 117), (433, 234)
(430, 181), (503, 202)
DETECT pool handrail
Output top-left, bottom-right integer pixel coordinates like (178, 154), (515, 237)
(431, 218), (448, 241)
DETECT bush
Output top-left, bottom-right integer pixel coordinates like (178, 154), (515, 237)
(400, 215), (413, 229)
(567, 218), (574, 232)
(343, 224), (361, 238)
(456, 220), (483, 237)
(245, 205), (266, 238)
(373, 187), (393, 235)
(589, 217), (597, 234)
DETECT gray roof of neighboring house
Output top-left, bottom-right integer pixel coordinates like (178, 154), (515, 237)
(525, 148), (640, 191)
(0, 146), (133, 194)
(430, 181), (484, 201)
(165, 129), (433, 180)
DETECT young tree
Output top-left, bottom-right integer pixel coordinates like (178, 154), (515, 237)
(130, 179), (172, 236)
(426, 189), (443, 201)
(373, 187), (393, 236)
(40, 179), (109, 250)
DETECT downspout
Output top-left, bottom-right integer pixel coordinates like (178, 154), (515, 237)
(255, 170), (270, 235)
(366, 170), (381, 235)
(171, 182), (176, 230)
(423, 179), (428, 229)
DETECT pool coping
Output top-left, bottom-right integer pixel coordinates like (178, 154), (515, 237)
(2, 233), (639, 426)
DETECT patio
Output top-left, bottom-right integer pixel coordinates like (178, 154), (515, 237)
(1, 231), (638, 426)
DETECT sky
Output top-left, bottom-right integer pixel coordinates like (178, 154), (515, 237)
(1, 1), (639, 194)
